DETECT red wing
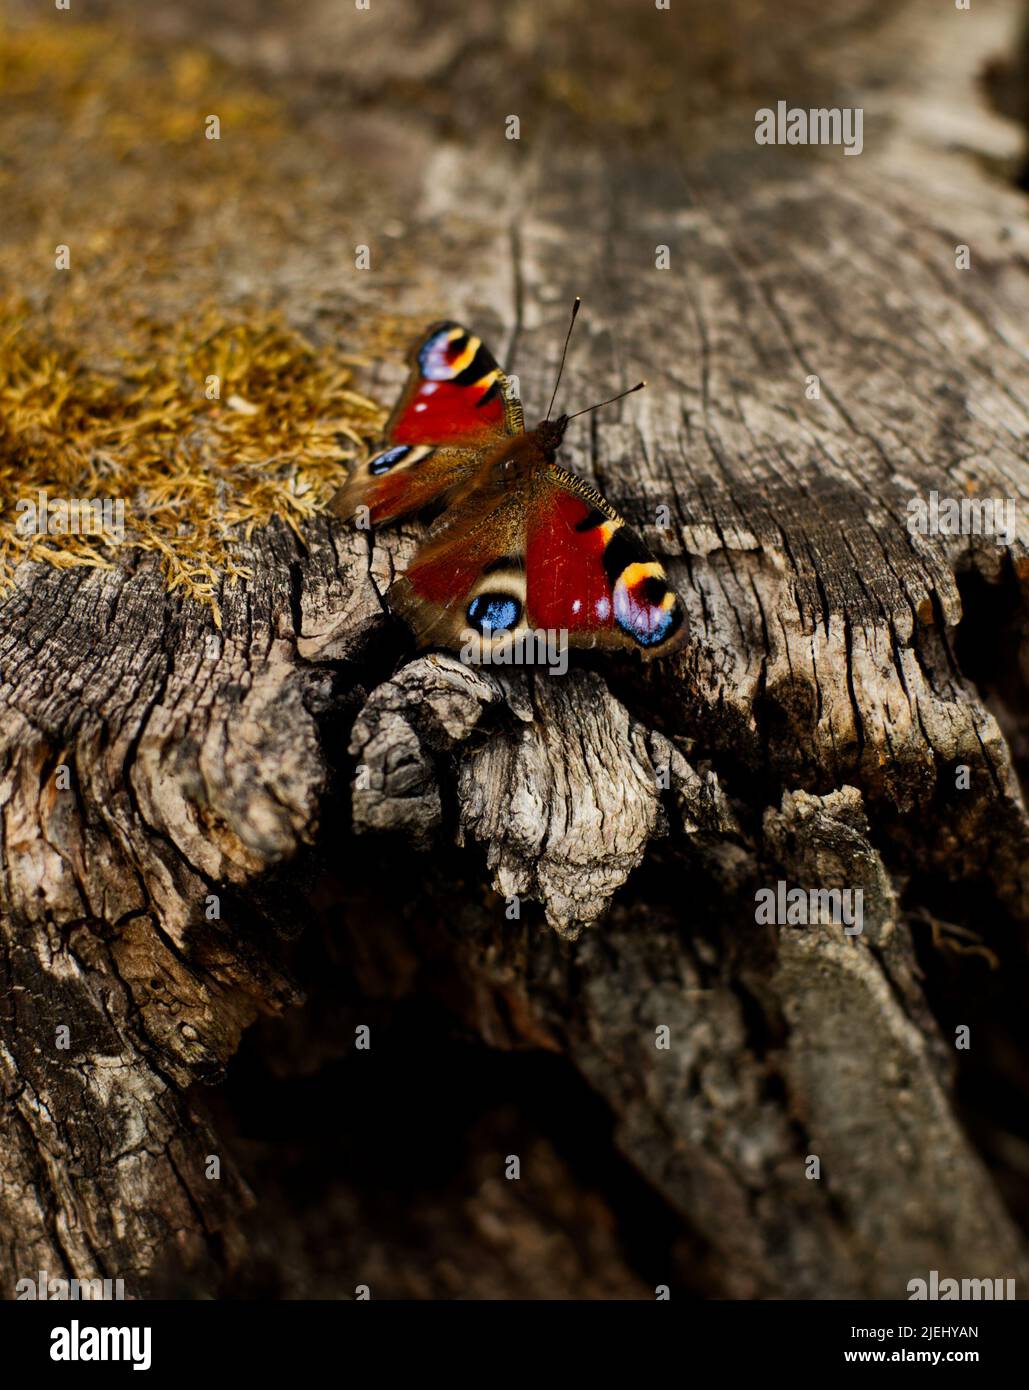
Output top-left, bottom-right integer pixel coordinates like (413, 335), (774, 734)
(390, 466), (687, 663)
(389, 481), (528, 652)
(524, 470), (687, 660)
(330, 322), (523, 528)
(387, 321), (524, 447)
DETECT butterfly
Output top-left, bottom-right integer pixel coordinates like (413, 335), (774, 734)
(330, 305), (687, 661)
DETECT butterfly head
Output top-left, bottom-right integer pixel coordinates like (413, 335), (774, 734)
(534, 415), (569, 461)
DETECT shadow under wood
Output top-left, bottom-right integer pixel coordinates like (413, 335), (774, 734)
(187, 985), (706, 1300)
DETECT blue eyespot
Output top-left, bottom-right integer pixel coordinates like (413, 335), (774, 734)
(467, 593), (521, 632)
(369, 446), (410, 475)
(419, 328), (462, 380)
(613, 581), (683, 646)
(630, 606), (678, 646)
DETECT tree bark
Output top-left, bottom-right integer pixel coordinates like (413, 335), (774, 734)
(2, 0), (1029, 1299)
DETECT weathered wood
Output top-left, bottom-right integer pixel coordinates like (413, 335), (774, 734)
(2, 0), (1029, 1298)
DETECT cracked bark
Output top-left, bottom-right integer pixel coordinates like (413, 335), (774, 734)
(2, 0), (1029, 1299)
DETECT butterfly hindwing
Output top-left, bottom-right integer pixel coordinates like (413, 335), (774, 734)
(389, 470), (529, 652)
(331, 443), (478, 529)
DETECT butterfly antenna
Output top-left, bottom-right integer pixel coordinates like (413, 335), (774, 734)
(565, 380), (646, 421)
(545, 297), (582, 421)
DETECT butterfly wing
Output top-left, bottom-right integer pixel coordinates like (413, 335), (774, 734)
(389, 462), (529, 652)
(525, 468), (687, 660)
(391, 457), (687, 662)
(386, 320), (524, 446)
(330, 321), (523, 528)
(335, 322), (686, 662)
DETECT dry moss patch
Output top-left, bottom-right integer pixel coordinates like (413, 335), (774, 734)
(0, 19), (281, 153)
(0, 305), (384, 622)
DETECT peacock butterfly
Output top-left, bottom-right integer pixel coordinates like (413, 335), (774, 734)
(330, 302), (687, 662)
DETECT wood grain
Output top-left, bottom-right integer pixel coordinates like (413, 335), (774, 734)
(2, 0), (1028, 1298)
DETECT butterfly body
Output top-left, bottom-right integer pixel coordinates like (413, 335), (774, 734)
(332, 321), (687, 661)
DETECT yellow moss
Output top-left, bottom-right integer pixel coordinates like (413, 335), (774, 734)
(0, 21), (280, 153)
(0, 19), (397, 623)
(0, 305), (385, 623)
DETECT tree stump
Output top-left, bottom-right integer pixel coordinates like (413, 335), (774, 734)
(1, 0), (1028, 1299)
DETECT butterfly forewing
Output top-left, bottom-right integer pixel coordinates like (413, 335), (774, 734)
(329, 321), (523, 527)
(386, 321), (524, 445)
(525, 471), (687, 659)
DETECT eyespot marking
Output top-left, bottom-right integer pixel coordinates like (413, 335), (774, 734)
(419, 326), (470, 380)
(369, 445), (411, 475)
(467, 592), (522, 632)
